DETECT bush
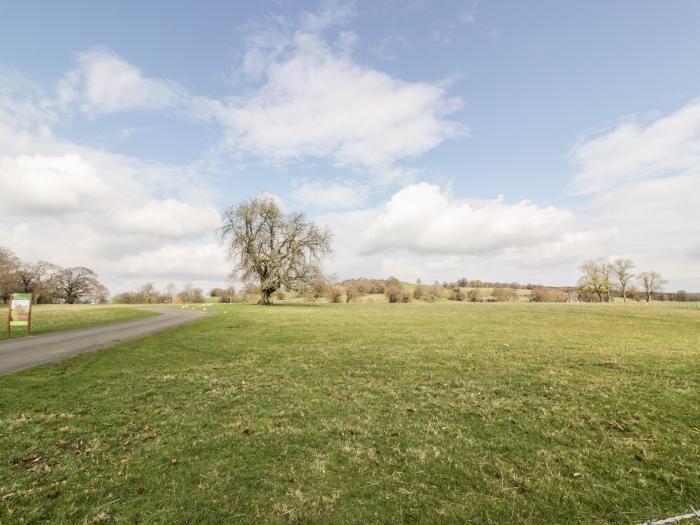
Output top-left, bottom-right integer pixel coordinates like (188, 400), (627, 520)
(492, 288), (516, 302)
(385, 284), (411, 303)
(328, 286), (343, 303)
(345, 284), (360, 303)
(448, 288), (466, 301)
(469, 289), (486, 302)
(413, 285), (424, 300)
(529, 287), (568, 302)
(424, 285), (442, 302)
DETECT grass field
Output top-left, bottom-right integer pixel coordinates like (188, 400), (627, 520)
(0, 303), (698, 524)
(0, 304), (157, 340)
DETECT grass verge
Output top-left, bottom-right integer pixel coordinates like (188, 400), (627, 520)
(0, 304), (158, 340)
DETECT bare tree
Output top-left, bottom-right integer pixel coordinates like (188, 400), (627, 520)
(53, 267), (100, 304)
(637, 271), (667, 302)
(610, 258), (635, 303)
(86, 283), (110, 304)
(164, 283), (177, 304)
(179, 283), (194, 304)
(138, 282), (158, 304)
(14, 261), (59, 303)
(577, 260), (609, 302)
(220, 196), (333, 305)
(0, 247), (20, 302)
(175, 283), (205, 304)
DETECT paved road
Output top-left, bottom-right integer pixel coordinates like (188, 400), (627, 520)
(0, 307), (211, 376)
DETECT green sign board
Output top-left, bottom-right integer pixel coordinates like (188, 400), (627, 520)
(7, 292), (33, 336)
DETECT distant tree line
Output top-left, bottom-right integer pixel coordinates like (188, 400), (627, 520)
(112, 282), (207, 304)
(0, 246), (108, 304)
(328, 277), (566, 303)
(576, 258), (687, 302)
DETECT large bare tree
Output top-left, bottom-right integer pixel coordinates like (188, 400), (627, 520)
(53, 266), (101, 304)
(610, 258), (635, 303)
(220, 196), (332, 305)
(637, 271), (667, 302)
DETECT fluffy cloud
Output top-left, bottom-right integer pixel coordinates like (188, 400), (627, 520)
(571, 98), (700, 194)
(0, 73), (226, 293)
(109, 243), (229, 281)
(291, 180), (367, 209)
(216, 27), (464, 175)
(588, 173), (700, 284)
(114, 199), (222, 238)
(57, 50), (185, 115)
(358, 183), (577, 255)
(0, 154), (108, 213)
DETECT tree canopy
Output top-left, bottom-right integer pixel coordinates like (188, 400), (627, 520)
(220, 196), (332, 305)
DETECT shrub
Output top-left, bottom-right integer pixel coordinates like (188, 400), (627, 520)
(448, 288), (466, 301)
(424, 285), (442, 302)
(529, 287), (568, 302)
(469, 289), (486, 302)
(385, 284), (411, 303)
(328, 286), (343, 303)
(345, 284), (360, 303)
(413, 285), (424, 300)
(492, 288), (516, 302)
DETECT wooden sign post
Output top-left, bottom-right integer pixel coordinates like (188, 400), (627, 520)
(6, 293), (32, 336)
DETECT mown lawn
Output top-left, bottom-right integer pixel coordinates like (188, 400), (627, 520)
(0, 303), (698, 524)
(0, 304), (157, 340)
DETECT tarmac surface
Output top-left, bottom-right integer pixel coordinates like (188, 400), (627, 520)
(0, 307), (211, 376)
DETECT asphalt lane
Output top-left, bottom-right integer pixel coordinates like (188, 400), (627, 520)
(0, 307), (211, 376)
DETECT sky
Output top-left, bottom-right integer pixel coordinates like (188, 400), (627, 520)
(1, 0), (699, 294)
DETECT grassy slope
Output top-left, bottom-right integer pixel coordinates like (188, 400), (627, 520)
(0, 304), (158, 340)
(0, 303), (698, 524)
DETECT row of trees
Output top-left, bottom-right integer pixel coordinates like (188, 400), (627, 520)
(112, 283), (207, 304)
(578, 259), (667, 302)
(0, 247), (107, 304)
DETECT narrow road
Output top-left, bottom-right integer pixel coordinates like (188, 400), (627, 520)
(0, 307), (211, 376)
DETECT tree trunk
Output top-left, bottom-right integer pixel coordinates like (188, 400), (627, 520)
(259, 288), (273, 306)
(621, 285), (626, 303)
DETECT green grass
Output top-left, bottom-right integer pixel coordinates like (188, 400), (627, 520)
(0, 303), (698, 524)
(0, 304), (158, 340)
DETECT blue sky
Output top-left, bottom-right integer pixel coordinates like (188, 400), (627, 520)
(1, 1), (699, 292)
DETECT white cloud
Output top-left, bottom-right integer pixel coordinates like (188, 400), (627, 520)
(0, 73), (227, 293)
(110, 243), (229, 281)
(57, 50), (185, 115)
(588, 173), (700, 283)
(0, 70), (57, 131)
(571, 98), (700, 194)
(215, 24), (464, 176)
(114, 199), (222, 238)
(0, 154), (108, 213)
(358, 182), (577, 256)
(291, 180), (367, 209)
(566, 99), (700, 289)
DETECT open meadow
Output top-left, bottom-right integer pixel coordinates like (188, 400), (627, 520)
(0, 302), (698, 524)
